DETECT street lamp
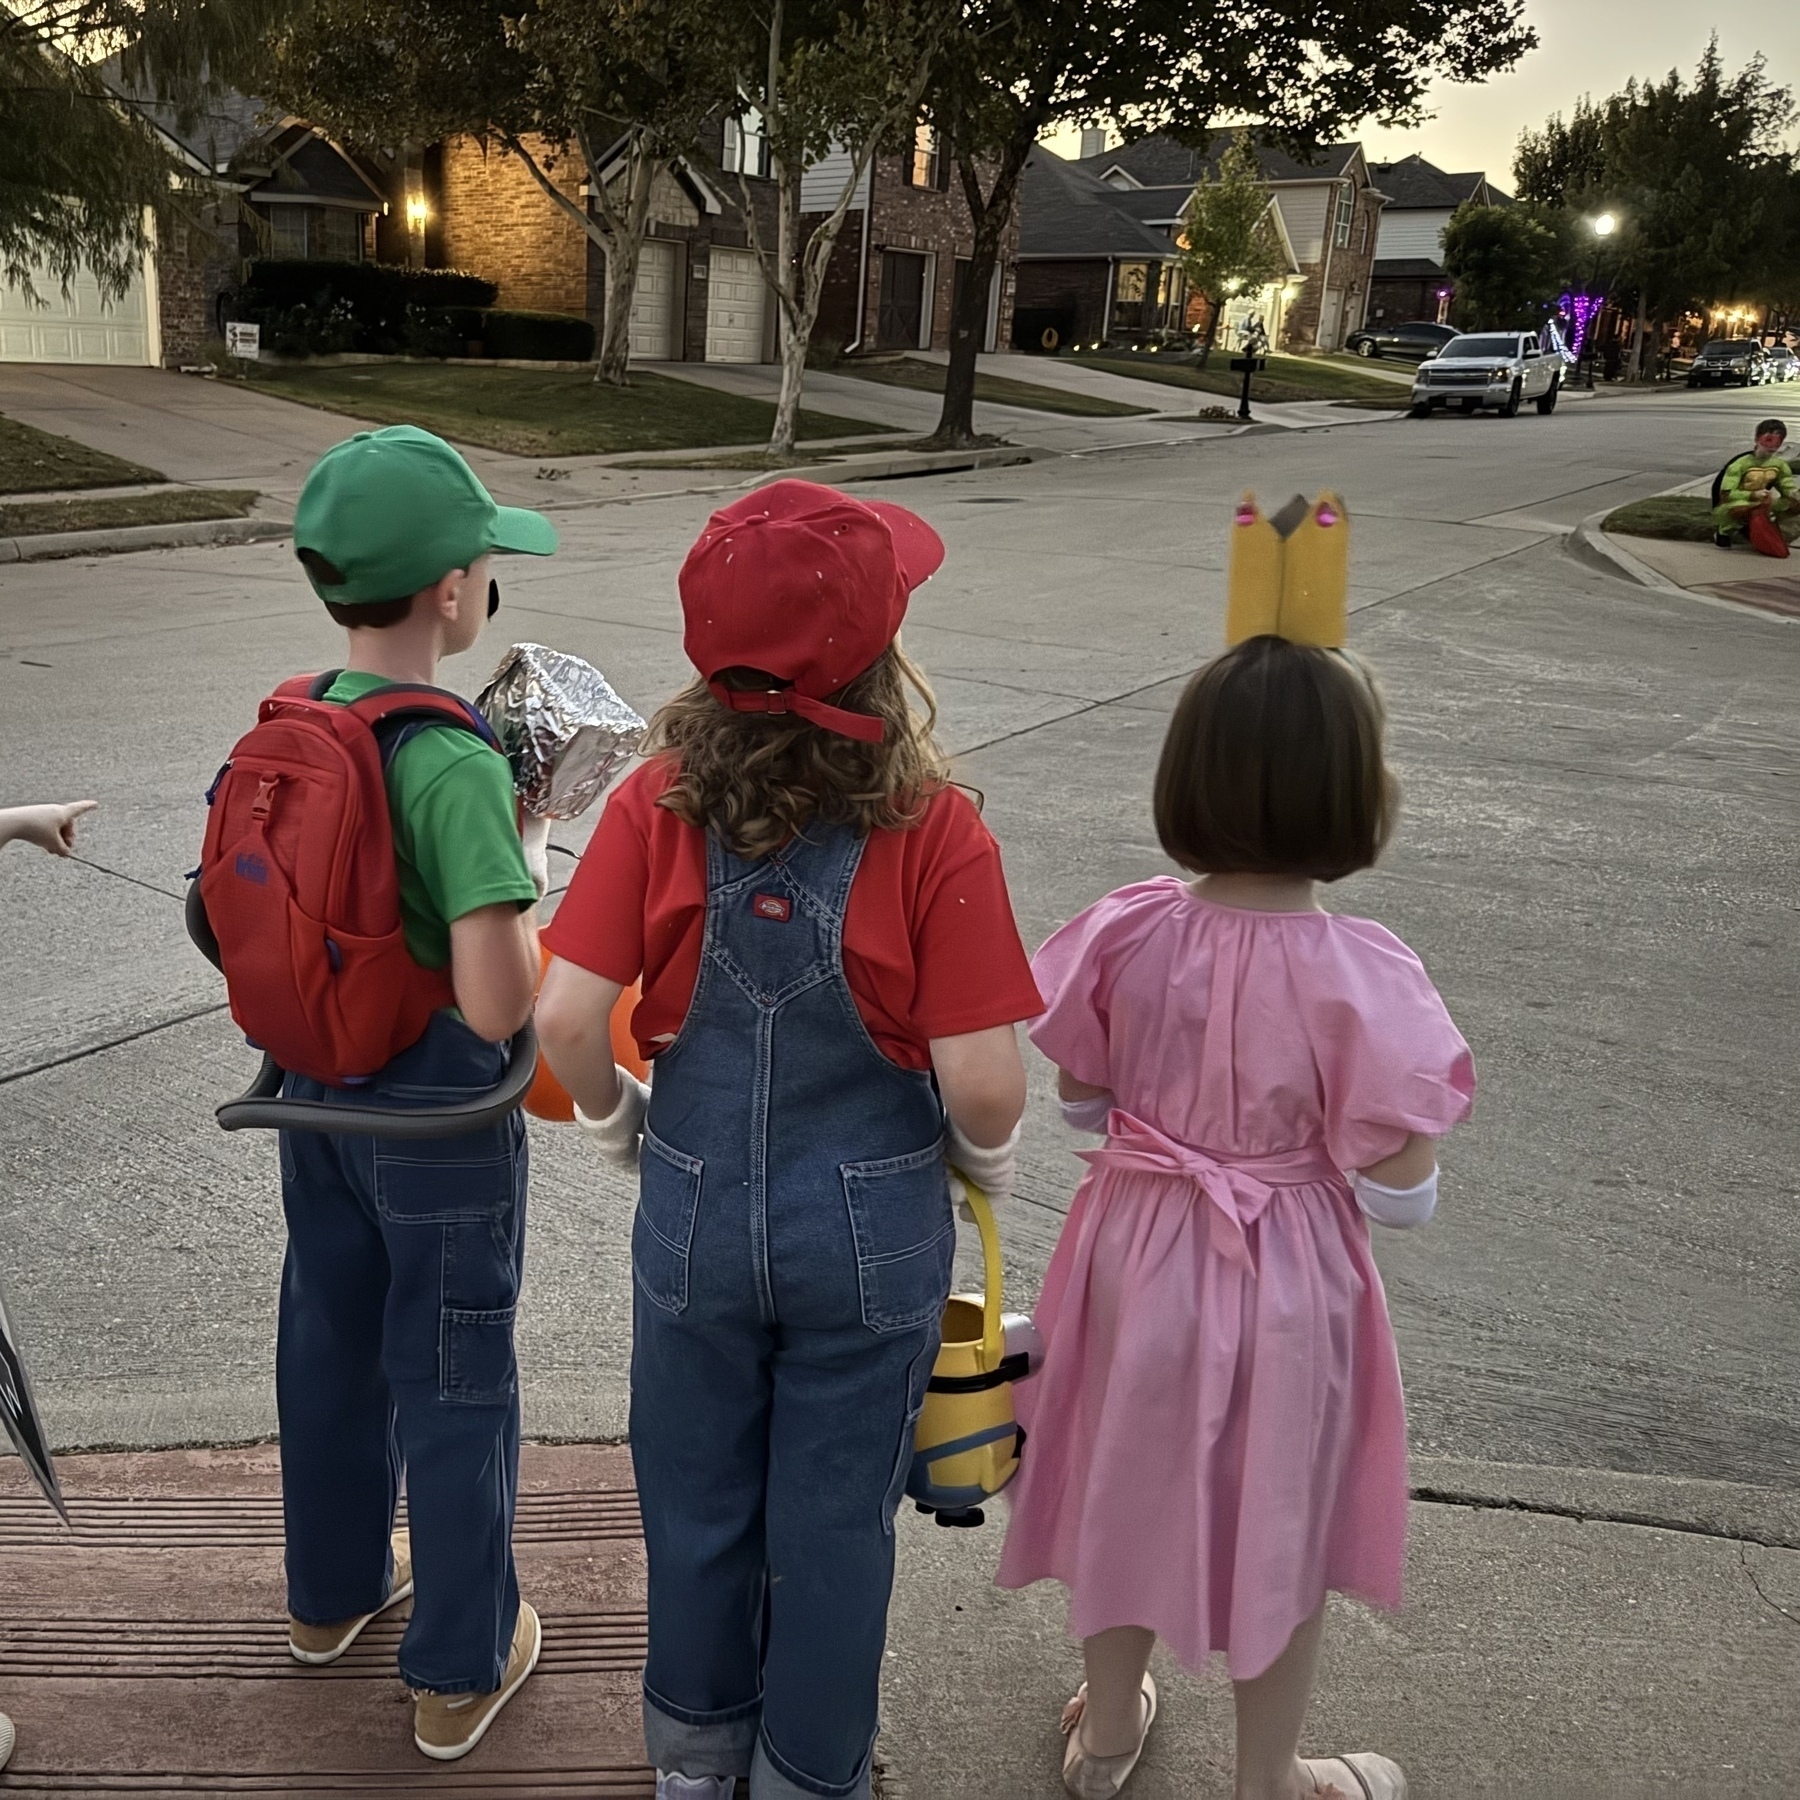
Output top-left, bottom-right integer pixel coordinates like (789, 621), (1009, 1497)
(1581, 211), (1619, 388)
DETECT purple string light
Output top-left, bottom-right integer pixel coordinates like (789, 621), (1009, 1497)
(1560, 293), (1603, 358)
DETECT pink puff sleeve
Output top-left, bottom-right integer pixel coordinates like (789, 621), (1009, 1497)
(1027, 898), (1125, 1090)
(1028, 881), (1174, 1090)
(1306, 919), (1476, 1171)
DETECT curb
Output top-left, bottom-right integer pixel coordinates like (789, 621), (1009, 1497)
(1567, 512), (1691, 592)
(747, 444), (1042, 488)
(0, 516), (291, 564)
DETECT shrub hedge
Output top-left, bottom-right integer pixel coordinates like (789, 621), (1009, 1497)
(227, 260), (594, 362)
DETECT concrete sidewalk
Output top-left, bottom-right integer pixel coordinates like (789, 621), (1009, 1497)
(885, 1463), (1799, 1797)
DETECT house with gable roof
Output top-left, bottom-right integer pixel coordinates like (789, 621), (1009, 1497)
(1366, 154), (1513, 324)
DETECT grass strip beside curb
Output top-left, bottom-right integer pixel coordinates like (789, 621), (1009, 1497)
(1070, 352), (1402, 405)
(0, 488), (259, 537)
(836, 359), (1152, 417)
(1601, 495), (1716, 542)
(0, 414), (164, 493)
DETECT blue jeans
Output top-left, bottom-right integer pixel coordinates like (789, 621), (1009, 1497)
(277, 1010), (527, 1693)
(631, 825), (953, 1798)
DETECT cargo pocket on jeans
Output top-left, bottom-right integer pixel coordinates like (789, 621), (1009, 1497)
(841, 1142), (954, 1334)
(441, 1305), (518, 1406)
(633, 1126), (703, 1315)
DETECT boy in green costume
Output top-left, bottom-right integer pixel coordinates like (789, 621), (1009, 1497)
(1714, 419), (1799, 553)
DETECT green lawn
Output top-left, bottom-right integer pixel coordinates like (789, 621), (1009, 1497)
(0, 414), (163, 493)
(1601, 495), (1715, 542)
(1069, 351), (1404, 405)
(230, 363), (896, 457)
(838, 357), (1152, 418)
(0, 488), (258, 537)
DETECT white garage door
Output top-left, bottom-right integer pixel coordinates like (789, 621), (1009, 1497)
(706, 249), (766, 363)
(0, 260), (153, 365)
(629, 239), (678, 361)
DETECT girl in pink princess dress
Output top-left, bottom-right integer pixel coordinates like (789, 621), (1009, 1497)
(996, 634), (1474, 1800)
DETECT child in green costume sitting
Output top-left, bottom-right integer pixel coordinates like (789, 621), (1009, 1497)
(1714, 419), (1799, 554)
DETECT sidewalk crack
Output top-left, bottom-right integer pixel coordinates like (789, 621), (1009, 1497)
(1739, 1542), (1800, 1631)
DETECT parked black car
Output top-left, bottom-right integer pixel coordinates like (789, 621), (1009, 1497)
(1687, 339), (1767, 387)
(1344, 320), (1460, 361)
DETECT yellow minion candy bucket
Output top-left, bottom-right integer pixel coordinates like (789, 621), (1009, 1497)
(907, 1184), (1038, 1527)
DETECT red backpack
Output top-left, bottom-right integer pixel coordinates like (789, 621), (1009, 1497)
(198, 672), (502, 1085)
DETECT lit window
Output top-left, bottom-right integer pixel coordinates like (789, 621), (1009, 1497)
(908, 123), (947, 191)
(1115, 263), (1147, 303)
(723, 109), (770, 178)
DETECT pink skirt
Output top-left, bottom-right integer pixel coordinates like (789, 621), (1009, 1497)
(994, 1146), (1410, 1680)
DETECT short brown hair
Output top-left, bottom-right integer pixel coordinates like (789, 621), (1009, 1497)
(321, 594), (417, 629)
(299, 549), (417, 628)
(643, 642), (952, 860)
(1153, 635), (1397, 881)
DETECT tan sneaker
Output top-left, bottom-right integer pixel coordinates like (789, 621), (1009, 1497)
(288, 1528), (414, 1665)
(413, 1599), (541, 1762)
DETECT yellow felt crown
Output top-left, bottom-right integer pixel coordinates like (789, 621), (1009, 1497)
(1225, 491), (1349, 648)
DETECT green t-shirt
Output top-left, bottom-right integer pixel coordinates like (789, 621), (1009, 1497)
(323, 671), (536, 969)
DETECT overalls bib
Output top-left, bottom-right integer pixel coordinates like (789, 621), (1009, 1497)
(631, 822), (953, 1799)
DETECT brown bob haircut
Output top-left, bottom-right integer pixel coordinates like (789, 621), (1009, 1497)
(1154, 635), (1398, 882)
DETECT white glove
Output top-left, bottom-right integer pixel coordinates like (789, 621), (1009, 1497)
(1351, 1167), (1439, 1229)
(1059, 1090), (1113, 1134)
(574, 1067), (651, 1166)
(948, 1119), (1020, 1218)
(520, 814), (552, 901)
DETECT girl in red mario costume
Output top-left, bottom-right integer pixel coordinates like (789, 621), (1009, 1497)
(537, 481), (1042, 1800)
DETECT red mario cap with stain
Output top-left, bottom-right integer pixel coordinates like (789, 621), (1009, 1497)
(677, 479), (945, 743)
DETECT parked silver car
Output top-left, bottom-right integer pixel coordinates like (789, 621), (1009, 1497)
(1409, 331), (1563, 417)
(1760, 344), (1799, 383)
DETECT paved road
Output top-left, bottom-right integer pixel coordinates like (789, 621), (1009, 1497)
(1, 380), (1794, 1505)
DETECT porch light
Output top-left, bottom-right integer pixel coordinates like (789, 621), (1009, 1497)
(406, 197), (430, 229)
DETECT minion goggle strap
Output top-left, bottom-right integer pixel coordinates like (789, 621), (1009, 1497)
(1225, 491), (1349, 649)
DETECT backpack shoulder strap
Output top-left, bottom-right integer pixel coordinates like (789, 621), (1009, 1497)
(342, 684), (502, 771)
(268, 671), (339, 702)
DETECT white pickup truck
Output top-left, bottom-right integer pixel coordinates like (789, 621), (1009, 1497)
(1409, 329), (1568, 418)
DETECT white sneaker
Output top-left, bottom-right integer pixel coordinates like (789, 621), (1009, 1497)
(656, 1776), (735, 1800)
(0, 1710), (14, 1771)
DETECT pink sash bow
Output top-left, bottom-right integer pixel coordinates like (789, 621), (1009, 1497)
(1075, 1111), (1343, 1271)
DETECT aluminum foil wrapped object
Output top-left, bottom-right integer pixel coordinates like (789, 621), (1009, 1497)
(477, 642), (646, 821)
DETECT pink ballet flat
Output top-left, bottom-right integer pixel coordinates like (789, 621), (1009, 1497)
(1301, 1753), (1407, 1800)
(1060, 1674), (1158, 1798)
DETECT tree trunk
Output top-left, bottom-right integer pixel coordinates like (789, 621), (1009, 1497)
(1196, 296), (1221, 369)
(929, 141), (1033, 448)
(596, 231), (642, 384)
(1626, 290), (1649, 383)
(502, 130), (662, 389)
(769, 172), (806, 456)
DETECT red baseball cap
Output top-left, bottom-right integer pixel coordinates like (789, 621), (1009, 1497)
(678, 479), (945, 743)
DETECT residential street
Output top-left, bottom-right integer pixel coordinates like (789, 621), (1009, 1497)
(2, 374), (1796, 1791)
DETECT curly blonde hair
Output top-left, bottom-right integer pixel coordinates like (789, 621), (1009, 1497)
(642, 642), (952, 860)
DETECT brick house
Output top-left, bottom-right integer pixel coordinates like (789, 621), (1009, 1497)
(1367, 155), (1511, 325)
(0, 72), (405, 368)
(1016, 133), (1386, 354)
(805, 126), (1020, 357)
(424, 118), (1016, 365)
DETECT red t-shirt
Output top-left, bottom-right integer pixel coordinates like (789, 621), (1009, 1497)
(543, 759), (1043, 1070)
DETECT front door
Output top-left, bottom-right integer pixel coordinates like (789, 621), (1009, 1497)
(878, 251), (927, 350)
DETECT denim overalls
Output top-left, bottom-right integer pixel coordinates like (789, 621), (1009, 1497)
(278, 1011), (527, 1694)
(631, 823), (954, 1798)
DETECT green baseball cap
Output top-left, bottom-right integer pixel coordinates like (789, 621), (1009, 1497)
(294, 424), (558, 604)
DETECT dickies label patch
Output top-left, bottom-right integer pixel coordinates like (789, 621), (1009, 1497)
(752, 893), (792, 922)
